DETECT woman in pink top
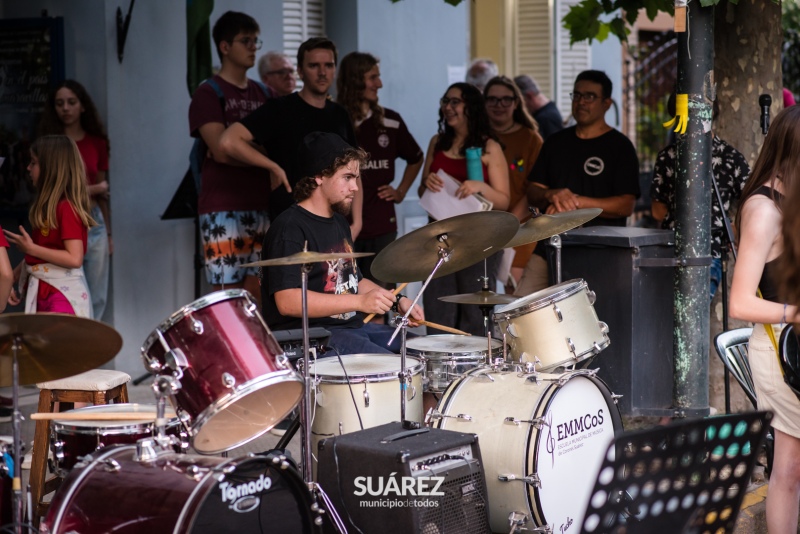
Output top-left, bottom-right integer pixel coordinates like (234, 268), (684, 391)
(416, 82), (510, 336)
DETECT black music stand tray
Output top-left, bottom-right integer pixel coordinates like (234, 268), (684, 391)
(161, 168), (202, 299)
(580, 411), (772, 534)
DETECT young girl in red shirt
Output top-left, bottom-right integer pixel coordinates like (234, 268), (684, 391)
(5, 135), (95, 316)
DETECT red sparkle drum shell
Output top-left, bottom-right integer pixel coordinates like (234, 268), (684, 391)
(40, 446), (322, 534)
(141, 290), (303, 454)
(50, 404), (187, 476)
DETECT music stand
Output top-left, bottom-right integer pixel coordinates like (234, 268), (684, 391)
(161, 169), (202, 299)
(579, 411), (771, 534)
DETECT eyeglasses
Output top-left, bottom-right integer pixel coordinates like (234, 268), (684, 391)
(266, 68), (295, 77)
(232, 37), (263, 50)
(440, 97), (464, 108)
(570, 91), (600, 103)
(486, 96), (516, 107)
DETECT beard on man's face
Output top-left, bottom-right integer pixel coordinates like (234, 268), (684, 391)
(332, 199), (352, 216)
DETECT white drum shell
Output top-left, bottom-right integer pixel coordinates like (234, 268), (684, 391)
(433, 368), (620, 533)
(494, 279), (609, 371)
(309, 354), (424, 474)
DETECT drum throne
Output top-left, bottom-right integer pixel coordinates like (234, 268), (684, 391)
(29, 369), (130, 526)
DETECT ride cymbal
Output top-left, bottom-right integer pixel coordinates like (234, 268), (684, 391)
(505, 208), (603, 249)
(371, 211), (519, 283)
(0, 313), (123, 386)
(241, 250), (374, 268)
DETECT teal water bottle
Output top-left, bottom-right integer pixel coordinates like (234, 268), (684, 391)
(465, 147), (484, 181)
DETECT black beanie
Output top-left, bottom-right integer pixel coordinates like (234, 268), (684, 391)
(297, 131), (354, 180)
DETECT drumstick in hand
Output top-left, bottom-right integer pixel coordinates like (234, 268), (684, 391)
(364, 282), (409, 323)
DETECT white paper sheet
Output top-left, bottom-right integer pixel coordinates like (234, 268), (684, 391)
(419, 170), (492, 221)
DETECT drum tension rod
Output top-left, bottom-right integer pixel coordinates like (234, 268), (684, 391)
(497, 473), (541, 488)
(504, 416), (545, 429)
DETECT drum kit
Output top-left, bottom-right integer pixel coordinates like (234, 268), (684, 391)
(0, 207), (625, 534)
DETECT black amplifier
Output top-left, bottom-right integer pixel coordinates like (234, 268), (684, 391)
(317, 422), (491, 534)
(272, 327), (331, 365)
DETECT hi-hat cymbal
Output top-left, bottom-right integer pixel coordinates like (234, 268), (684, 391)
(0, 314), (123, 387)
(505, 208), (603, 249)
(439, 290), (517, 306)
(371, 211), (519, 283)
(241, 250), (374, 268)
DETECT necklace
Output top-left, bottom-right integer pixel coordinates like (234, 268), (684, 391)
(496, 122), (516, 134)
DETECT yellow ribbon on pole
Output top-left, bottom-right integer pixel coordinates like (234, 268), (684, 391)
(663, 93), (689, 134)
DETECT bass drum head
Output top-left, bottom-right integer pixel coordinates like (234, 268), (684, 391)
(531, 374), (621, 531)
(185, 455), (318, 533)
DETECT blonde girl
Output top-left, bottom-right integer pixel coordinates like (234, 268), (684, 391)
(5, 135), (95, 316)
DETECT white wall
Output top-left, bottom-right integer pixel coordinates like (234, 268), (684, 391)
(0, 0), (469, 375)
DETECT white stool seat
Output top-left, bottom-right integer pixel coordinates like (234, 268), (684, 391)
(37, 369), (131, 391)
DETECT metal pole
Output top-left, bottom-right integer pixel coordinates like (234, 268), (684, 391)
(300, 263), (313, 484)
(673, 2), (714, 418)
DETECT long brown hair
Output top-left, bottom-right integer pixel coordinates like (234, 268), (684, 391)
(29, 135), (95, 231)
(776, 107), (800, 307)
(336, 52), (384, 128)
(736, 106), (800, 233)
(38, 80), (110, 151)
(483, 76), (539, 132)
(435, 82), (496, 156)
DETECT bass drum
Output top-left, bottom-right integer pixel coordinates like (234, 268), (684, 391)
(432, 368), (622, 534)
(40, 446), (322, 534)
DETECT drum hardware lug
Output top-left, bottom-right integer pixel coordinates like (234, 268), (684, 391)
(51, 438), (64, 463)
(276, 353), (290, 369)
(611, 393), (623, 404)
(477, 372), (495, 382)
(599, 321), (609, 335)
(243, 300), (258, 317)
(566, 337), (576, 356)
(498, 473), (541, 488)
(187, 312), (204, 334)
(552, 303), (563, 322)
(592, 342), (603, 354)
(186, 464), (204, 481)
(363, 384), (370, 408)
(102, 458), (121, 473)
(504, 416), (545, 429)
(406, 384), (417, 402)
(505, 322), (519, 339)
(338, 422), (344, 436)
(221, 372), (236, 388)
(508, 511), (529, 530)
(141, 352), (162, 373)
(587, 289), (597, 305)
(428, 411), (472, 422)
(163, 348), (188, 380)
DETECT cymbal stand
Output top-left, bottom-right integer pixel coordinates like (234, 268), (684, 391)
(152, 375), (181, 448)
(477, 260), (498, 364)
(549, 234), (562, 284)
(10, 335), (23, 534)
(389, 244), (452, 424)
(297, 259), (348, 534)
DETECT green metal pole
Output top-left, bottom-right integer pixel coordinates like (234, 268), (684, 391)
(673, 2), (714, 418)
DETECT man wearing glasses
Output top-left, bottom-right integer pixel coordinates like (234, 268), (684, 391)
(189, 11), (274, 302)
(258, 51), (297, 97)
(515, 70), (640, 296)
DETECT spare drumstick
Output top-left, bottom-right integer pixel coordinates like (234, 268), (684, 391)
(363, 282), (409, 323)
(417, 320), (471, 336)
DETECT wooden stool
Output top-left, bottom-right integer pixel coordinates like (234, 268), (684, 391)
(29, 369), (131, 526)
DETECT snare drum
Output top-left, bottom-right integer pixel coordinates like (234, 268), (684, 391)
(41, 446), (322, 533)
(494, 279), (609, 371)
(50, 404), (187, 476)
(141, 290), (303, 454)
(431, 368), (622, 533)
(309, 354), (424, 468)
(405, 335), (503, 392)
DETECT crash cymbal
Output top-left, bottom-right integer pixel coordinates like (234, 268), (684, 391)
(371, 211), (519, 283)
(241, 250), (374, 268)
(0, 313), (123, 387)
(504, 208), (603, 249)
(439, 290), (517, 306)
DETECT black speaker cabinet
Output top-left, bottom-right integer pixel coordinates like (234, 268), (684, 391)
(317, 422), (491, 534)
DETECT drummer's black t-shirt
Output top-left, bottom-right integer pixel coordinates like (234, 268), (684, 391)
(262, 204), (364, 331)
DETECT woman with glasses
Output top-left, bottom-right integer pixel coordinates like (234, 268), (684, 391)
(484, 76), (543, 289)
(416, 82), (510, 336)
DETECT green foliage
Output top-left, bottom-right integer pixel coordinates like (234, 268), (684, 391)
(785, 0), (800, 97)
